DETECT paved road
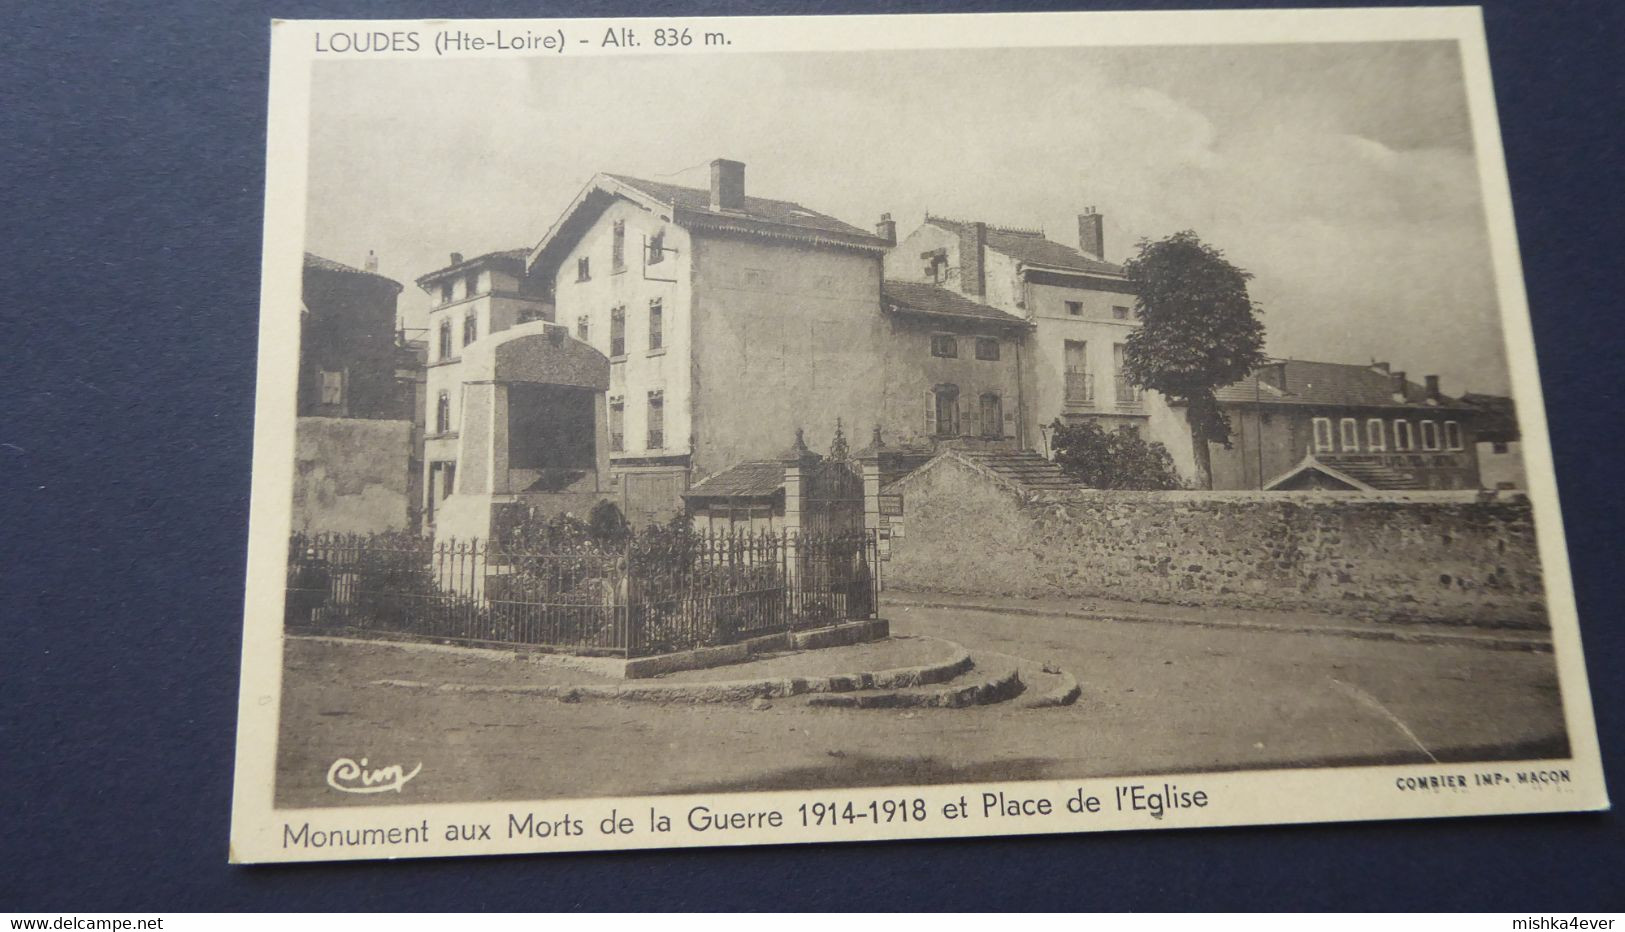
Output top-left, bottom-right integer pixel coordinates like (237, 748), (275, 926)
(274, 602), (1568, 808)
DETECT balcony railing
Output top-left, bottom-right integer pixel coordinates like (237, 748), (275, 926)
(1114, 375), (1141, 407)
(1064, 370), (1094, 406)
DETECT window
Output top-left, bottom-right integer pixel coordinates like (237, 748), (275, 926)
(464, 271), (479, 297)
(1065, 301), (1083, 316)
(1420, 420), (1440, 451)
(1445, 421), (1463, 450)
(319, 369), (344, 406)
(443, 462), (456, 498)
(1111, 305), (1131, 320)
(611, 220), (626, 271)
(1394, 419), (1414, 451)
(1492, 441), (1510, 455)
(647, 229), (665, 265)
(609, 307), (626, 357)
(462, 312), (477, 347)
(435, 391), (451, 434)
(440, 281), (454, 305)
(1312, 417), (1335, 453)
(975, 337), (1000, 361)
(1113, 343), (1138, 404)
(576, 315), (589, 342)
(979, 392), (1003, 439)
(1340, 417), (1360, 451)
(931, 385), (960, 437)
(646, 391), (665, 449)
(930, 334), (958, 358)
(609, 398), (624, 452)
(577, 256), (591, 282)
(648, 299), (663, 351)
(438, 319), (453, 361)
(1063, 340), (1091, 405)
(1366, 418), (1386, 452)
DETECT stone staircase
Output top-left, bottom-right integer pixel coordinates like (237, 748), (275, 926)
(952, 449), (1087, 493)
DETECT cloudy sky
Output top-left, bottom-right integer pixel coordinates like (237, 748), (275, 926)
(305, 41), (1511, 394)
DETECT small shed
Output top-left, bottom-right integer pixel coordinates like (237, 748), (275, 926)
(682, 461), (786, 534)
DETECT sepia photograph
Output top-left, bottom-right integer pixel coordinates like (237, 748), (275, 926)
(230, 10), (1606, 863)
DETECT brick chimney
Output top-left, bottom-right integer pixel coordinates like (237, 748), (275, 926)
(450, 252), (464, 266)
(1391, 371), (1408, 401)
(365, 249), (379, 274)
(1078, 208), (1104, 260)
(875, 213), (896, 246)
(958, 221), (987, 297)
(1425, 374), (1441, 402)
(709, 158), (745, 211)
(1371, 360), (1389, 374)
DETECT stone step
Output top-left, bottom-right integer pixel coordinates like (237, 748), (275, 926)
(800, 654), (1025, 709)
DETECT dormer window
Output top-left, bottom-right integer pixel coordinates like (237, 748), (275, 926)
(464, 271), (479, 297)
(577, 256), (591, 282)
(440, 282), (454, 305)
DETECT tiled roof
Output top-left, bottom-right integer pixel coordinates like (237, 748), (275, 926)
(415, 248), (531, 286)
(683, 461), (786, 499)
(1460, 393), (1520, 441)
(925, 217), (1126, 277)
(303, 252), (402, 290)
(1214, 359), (1472, 411)
(606, 174), (887, 247)
(882, 280), (1029, 327)
(1318, 457), (1429, 491)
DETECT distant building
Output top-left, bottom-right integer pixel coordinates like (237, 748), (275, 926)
(1461, 392), (1523, 490)
(884, 212), (1191, 473)
(293, 253), (418, 534)
(1207, 359), (1484, 491)
(529, 159), (1015, 527)
(413, 249), (553, 531)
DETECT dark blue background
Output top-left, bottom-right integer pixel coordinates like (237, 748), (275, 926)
(3, 0), (1621, 911)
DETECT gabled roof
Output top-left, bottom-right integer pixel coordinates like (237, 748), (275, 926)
(415, 248), (531, 289)
(1213, 359), (1475, 411)
(924, 216), (1127, 278)
(683, 461), (787, 499)
(1263, 452), (1430, 492)
(528, 172), (889, 279)
(303, 252), (403, 291)
(881, 280), (1029, 329)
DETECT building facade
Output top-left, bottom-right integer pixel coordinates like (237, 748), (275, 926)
(883, 214), (1193, 475)
(1209, 360), (1484, 491)
(528, 160), (1028, 527)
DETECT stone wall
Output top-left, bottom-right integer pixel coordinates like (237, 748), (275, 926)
(292, 417), (412, 535)
(884, 454), (1546, 627)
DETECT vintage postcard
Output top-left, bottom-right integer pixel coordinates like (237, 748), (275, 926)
(231, 8), (1607, 863)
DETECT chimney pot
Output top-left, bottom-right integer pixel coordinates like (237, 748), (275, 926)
(1372, 360), (1389, 373)
(365, 249), (379, 274)
(1425, 375), (1441, 400)
(958, 221), (987, 297)
(875, 213), (896, 246)
(709, 158), (745, 211)
(1392, 371), (1408, 399)
(1078, 210), (1105, 260)
(450, 252), (464, 265)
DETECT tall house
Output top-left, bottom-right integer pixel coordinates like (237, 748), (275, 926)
(527, 159), (906, 525)
(414, 249), (552, 528)
(299, 252), (406, 420)
(884, 213), (1191, 473)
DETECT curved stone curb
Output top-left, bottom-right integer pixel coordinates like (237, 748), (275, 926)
(1016, 666), (1081, 709)
(803, 664), (1024, 709)
(370, 638), (975, 705)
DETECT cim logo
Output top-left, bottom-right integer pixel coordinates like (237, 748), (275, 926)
(326, 757), (422, 794)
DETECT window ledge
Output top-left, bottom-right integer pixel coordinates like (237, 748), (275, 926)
(610, 354), (628, 363)
(427, 431), (460, 442)
(646, 347), (667, 358)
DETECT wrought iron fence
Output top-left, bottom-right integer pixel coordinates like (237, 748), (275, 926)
(285, 529), (879, 657)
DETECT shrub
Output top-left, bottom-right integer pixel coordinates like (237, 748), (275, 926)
(1050, 419), (1183, 490)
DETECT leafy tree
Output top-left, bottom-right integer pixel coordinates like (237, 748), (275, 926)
(1120, 231), (1267, 489)
(1049, 419), (1182, 490)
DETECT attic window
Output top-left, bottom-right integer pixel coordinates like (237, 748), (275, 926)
(1112, 305), (1131, 320)
(930, 334), (958, 359)
(577, 256), (591, 282)
(1066, 301), (1083, 316)
(440, 281), (454, 305)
